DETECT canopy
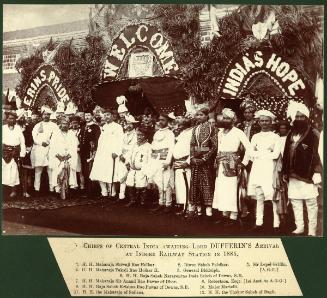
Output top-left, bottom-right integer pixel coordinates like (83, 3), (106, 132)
(92, 76), (188, 115)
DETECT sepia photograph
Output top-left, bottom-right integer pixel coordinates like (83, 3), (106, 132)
(2, 3), (324, 237)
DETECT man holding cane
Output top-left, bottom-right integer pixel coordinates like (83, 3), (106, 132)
(90, 109), (124, 198)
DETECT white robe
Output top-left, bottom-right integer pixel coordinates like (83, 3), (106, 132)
(2, 125), (26, 187)
(212, 127), (252, 212)
(90, 121), (124, 183)
(146, 127), (175, 191)
(126, 142), (152, 188)
(172, 128), (192, 205)
(117, 130), (137, 183)
(247, 131), (281, 200)
(48, 130), (79, 189)
(31, 121), (58, 168)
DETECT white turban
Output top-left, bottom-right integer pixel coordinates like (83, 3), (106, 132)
(56, 101), (65, 113)
(65, 102), (78, 115)
(50, 113), (57, 120)
(125, 114), (139, 123)
(222, 108), (236, 119)
(16, 108), (26, 120)
(116, 95), (128, 113)
(41, 106), (53, 114)
(286, 100), (310, 122)
(255, 109), (276, 120)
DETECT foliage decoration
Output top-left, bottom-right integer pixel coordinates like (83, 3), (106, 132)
(15, 35), (106, 111)
(15, 4), (322, 112)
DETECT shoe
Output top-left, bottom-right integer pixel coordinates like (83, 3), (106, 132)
(292, 227), (304, 235)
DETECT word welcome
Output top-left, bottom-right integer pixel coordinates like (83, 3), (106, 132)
(103, 23), (179, 79)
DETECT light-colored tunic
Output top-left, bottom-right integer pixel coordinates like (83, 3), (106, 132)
(31, 121), (58, 168)
(172, 128), (192, 205)
(126, 142), (151, 188)
(146, 127), (175, 191)
(212, 127), (252, 212)
(117, 130), (137, 183)
(247, 131), (281, 200)
(90, 121), (124, 183)
(2, 125), (26, 186)
(48, 130), (79, 188)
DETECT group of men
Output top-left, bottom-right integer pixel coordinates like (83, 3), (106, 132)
(2, 97), (323, 236)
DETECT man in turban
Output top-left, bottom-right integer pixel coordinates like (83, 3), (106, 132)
(282, 101), (321, 236)
(212, 108), (252, 226)
(31, 106), (58, 195)
(237, 100), (261, 141)
(187, 107), (217, 219)
(246, 110), (281, 232)
(2, 110), (26, 198)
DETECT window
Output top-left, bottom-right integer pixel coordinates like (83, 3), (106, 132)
(3, 54), (20, 73)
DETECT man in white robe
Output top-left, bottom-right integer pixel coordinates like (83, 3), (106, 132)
(2, 111), (26, 198)
(125, 126), (152, 207)
(31, 106), (58, 194)
(48, 117), (79, 195)
(90, 109), (124, 197)
(116, 115), (138, 202)
(148, 114), (175, 213)
(212, 108), (252, 226)
(172, 117), (193, 214)
(247, 110), (281, 231)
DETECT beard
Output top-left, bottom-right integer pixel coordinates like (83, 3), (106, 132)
(217, 120), (233, 129)
(293, 120), (309, 134)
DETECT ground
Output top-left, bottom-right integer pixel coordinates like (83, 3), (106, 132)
(2, 192), (323, 236)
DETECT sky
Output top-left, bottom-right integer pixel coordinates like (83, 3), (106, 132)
(3, 4), (90, 32)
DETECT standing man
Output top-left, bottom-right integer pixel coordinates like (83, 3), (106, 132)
(31, 106), (58, 195)
(212, 108), (252, 226)
(79, 109), (101, 197)
(237, 100), (261, 140)
(90, 109), (124, 198)
(48, 117), (79, 197)
(2, 111), (26, 198)
(247, 110), (281, 232)
(117, 115), (138, 202)
(237, 100), (261, 219)
(172, 117), (193, 214)
(125, 126), (152, 207)
(283, 101), (322, 236)
(148, 114), (175, 213)
(187, 107), (216, 219)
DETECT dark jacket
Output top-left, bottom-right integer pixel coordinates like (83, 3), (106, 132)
(80, 123), (101, 159)
(282, 127), (321, 183)
(237, 120), (261, 141)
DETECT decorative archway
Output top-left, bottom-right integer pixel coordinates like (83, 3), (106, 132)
(218, 49), (314, 105)
(102, 23), (180, 81)
(21, 64), (72, 109)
